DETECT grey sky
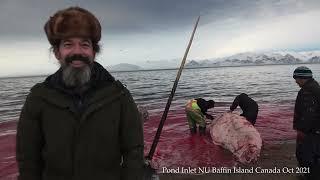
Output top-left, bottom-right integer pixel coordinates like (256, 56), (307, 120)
(1, 0), (320, 77)
(1, 0), (319, 37)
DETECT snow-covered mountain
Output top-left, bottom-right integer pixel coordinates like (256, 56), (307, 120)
(185, 51), (320, 68)
(274, 50), (320, 61)
(107, 63), (143, 72)
(105, 51), (320, 72)
(307, 56), (320, 63)
(136, 58), (181, 69)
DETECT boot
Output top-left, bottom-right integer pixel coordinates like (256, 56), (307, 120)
(190, 125), (197, 134)
(199, 126), (206, 136)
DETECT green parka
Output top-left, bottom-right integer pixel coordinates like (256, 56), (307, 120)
(16, 63), (144, 180)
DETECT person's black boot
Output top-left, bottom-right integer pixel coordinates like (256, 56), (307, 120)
(190, 127), (197, 134)
(199, 126), (206, 136)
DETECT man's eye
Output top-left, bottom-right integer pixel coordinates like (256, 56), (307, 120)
(63, 43), (72, 47)
(82, 43), (90, 47)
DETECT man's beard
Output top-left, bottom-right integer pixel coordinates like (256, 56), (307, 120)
(61, 54), (93, 87)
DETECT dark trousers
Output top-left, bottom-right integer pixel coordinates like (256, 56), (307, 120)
(296, 133), (320, 180)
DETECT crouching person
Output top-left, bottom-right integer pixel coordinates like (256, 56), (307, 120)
(185, 98), (215, 135)
(230, 93), (258, 125)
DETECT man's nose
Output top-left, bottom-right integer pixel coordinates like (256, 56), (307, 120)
(71, 44), (84, 54)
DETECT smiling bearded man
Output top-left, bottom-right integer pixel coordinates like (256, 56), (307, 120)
(16, 7), (144, 180)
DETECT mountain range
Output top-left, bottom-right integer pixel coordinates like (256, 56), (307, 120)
(107, 51), (320, 71)
(106, 63), (143, 72)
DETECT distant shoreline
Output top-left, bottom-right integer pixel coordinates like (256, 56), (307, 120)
(1, 62), (319, 79)
(108, 62), (320, 73)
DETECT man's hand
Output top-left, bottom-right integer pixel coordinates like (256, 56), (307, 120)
(206, 114), (214, 120)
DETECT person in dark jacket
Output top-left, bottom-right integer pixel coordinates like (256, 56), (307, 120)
(16, 7), (144, 180)
(293, 66), (320, 180)
(229, 93), (258, 125)
(185, 98), (215, 135)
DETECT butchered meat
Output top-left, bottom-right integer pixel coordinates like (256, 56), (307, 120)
(209, 112), (262, 164)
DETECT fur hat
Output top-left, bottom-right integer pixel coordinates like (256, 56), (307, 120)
(44, 7), (101, 46)
(293, 66), (313, 79)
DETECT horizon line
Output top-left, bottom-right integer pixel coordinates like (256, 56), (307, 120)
(1, 62), (318, 79)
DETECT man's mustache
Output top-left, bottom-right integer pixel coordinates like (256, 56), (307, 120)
(65, 54), (90, 65)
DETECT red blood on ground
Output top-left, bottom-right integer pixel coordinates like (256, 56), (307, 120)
(0, 121), (18, 179)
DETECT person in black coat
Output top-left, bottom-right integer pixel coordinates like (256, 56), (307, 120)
(229, 93), (258, 125)
(293, 66), (320, 180)
(16, 7), (144, 180)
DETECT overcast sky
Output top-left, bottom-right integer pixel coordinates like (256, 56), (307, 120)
(1, 0), (320, 77)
